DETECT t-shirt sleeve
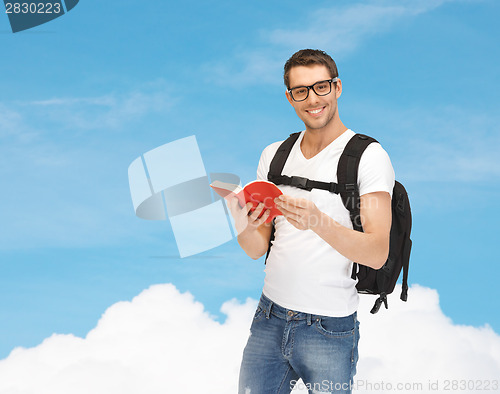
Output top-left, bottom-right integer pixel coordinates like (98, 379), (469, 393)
(256, 141), (282, 181)
(358, 143), (395, 197)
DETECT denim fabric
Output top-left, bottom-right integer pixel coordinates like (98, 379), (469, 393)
(238, 293), (360, 394)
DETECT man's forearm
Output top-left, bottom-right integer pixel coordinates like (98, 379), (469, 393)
(228, 199), (272, 260)
(237, 227), (270, 260)
(274, 192), (391, 269)
(311, 212), (389, 269)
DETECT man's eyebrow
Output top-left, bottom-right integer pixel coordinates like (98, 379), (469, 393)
(289, 80), (328, 89)
(290, 82), (313, 89)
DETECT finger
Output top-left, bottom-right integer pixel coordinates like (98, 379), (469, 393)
(275, 197), (296, 212)
(249, 203), (265, 221)
(227, 198), (241, 218)
(227, 197), (238, 211)
(229, 196), (244, 210)
(277, 195), (309, 209)
(255, 209), (271, 226)
(284, 215), (303, 230)
(275, 202), (299, 217)
(244, 202), (255, 215)
(276, 203), (299, 222)
(231, 200), (249, 221)
(285, 212), (302, 224)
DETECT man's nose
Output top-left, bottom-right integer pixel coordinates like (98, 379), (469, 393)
(306, 88), (321, 103)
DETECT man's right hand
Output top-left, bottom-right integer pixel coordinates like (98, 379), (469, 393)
(227, 197), (271, 236)
(227, 196), (273, 260)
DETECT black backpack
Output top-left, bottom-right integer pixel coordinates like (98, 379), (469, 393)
(266, 132), (412, 314)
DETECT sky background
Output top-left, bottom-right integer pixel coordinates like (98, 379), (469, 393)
(0, 0), (499, 388)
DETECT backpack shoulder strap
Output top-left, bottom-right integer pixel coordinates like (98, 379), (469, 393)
(267, 132), (301, 181)
(265, 132), (300, 264)
(338, 133), (378, 280)
(337, 133), (378, 231)
(394, 180), (412, 302)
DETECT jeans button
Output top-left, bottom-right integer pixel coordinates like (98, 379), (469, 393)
(287, 310), (294, 317)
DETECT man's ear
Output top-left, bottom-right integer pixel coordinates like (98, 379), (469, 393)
(335, 79), (343, 99)
(285, 90), (294, 105)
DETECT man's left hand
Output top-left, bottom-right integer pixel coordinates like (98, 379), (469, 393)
(274, 195), (322, 231)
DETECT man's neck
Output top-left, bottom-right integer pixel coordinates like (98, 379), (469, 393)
(301, 120), (348, 159)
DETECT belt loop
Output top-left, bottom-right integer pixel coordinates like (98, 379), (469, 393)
(307, 314), (312, 326)
(266, 302), (273, 319)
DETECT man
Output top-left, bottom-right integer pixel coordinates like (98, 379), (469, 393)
(230, 49), (395, 394)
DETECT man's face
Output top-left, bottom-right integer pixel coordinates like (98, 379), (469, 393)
(286, 64), (342, 131)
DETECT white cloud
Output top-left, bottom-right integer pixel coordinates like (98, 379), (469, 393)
(0, 82), (177, 250)
(0, 284), (254, 394)
(268, 0), (471, 53)
(202, 49), (285, 87)
(0, 103), (39, 143)
(352, 103), (500, 183)
(0, 104), (23, 136)
(205, 0), (459, 86)
(0, 283), (498, 394)
(268, 4), (407, 55)
(19, 80), (176, 131)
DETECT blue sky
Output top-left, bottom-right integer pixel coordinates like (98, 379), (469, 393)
(0, 0), (499, 360)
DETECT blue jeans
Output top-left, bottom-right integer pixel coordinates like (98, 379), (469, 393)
(238, 293), (360, 394)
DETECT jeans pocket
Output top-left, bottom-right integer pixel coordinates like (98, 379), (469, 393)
(252, 306), (266, 322)
(315, 315), (355, 337)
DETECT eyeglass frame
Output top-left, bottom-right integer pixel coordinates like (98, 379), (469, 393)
(287, 77), (339, 102)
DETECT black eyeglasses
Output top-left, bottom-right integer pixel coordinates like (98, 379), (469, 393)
(287, 77), (338, 102)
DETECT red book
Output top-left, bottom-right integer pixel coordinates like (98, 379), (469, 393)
(210, 180), (283, 223)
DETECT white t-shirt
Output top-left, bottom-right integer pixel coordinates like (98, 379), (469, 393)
(257, 129), (395, 317)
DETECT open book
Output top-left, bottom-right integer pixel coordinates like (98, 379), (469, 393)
(210, 180), (283, 223)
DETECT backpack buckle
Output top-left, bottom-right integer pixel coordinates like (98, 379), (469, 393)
(290, 176), (311, 191)
(328, 183), (339, 193)
(345, 183), (357, 192)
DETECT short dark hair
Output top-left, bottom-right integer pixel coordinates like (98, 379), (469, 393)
(283, 49), (339, 89)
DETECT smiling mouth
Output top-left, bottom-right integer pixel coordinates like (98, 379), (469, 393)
(306, 106), (325, 115)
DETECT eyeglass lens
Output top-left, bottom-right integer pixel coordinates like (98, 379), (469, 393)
(290, 80), (332, 102)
